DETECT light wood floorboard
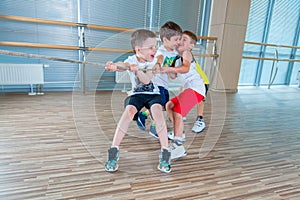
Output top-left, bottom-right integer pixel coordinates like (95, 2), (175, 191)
(0, 86), (299, 200)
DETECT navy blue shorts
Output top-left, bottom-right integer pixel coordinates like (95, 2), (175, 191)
(158, 86), (169, 109)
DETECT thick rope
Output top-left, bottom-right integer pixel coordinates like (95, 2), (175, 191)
(0, 49), (153, 72)
(0, 49), (105, 66)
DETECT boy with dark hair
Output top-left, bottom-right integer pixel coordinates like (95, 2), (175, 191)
(136, 21), (182, 139)
(163, 30), (206, 160)
(176, 31), (210, 133)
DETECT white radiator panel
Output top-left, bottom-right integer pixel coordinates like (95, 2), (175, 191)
(0, 63), (45, 85)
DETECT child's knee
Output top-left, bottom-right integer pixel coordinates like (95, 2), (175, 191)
(151, 104), (163, 112)
(174, 112), (182, 119)
(125, 105), (137, 120)
(151, 109), (164, 121)
(166, 101), (174, 111)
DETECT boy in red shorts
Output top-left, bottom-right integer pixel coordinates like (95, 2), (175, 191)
(162, 30), (206, 160)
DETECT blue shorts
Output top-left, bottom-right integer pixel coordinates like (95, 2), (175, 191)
(158, 86), (169, 109)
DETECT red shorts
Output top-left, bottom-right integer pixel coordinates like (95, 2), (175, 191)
(171, 88), (204, 117)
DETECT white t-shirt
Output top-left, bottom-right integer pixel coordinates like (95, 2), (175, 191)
(124, 55), (160, 96)
(176, 58), (206, 97)
(152, 45), (178, 89)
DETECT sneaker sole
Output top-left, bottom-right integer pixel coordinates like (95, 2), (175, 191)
(105, 165), (118, 172)
(168, 136), (186, 142)
(192, 127), (206, 133)
(171, 152), (187, 161)
(168, 132), (186, 141)
(137, 118), (146, 131)
(168, 135), (174, 140)
(149, 131), (159, 139)
(157, 165), (172, 173)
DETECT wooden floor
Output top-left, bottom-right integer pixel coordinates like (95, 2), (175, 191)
(0, 86), (299, 200)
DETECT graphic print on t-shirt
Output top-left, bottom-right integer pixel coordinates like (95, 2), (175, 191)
(133, 78), (155, 93)
(162, 56), (179, 67)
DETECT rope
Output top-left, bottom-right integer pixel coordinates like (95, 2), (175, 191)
(0, 49), (152, 72)
(0, 49), (105, 66)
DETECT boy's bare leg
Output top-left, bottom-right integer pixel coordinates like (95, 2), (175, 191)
(150, 104), (168, 148)
(197, 101), (204, 117)
(112, 105), (137, 147)
(165, 101), (184, 139)
(152, 104), (172, 173)
(173, 112), (184, 138)
(105, 105), (137, 172)
(165, 101), (175, 124)
(192, 101), (206, 133)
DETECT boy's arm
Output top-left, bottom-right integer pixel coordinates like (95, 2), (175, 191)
(156, 54), (164, 66)
(172, 50), (192, 74)
(105, 61), (130, 72)
(135, 67), (153, 84)
(153, 54), (163, 73)
(136, 54), (162, 83)
(162, 50), (192, 75)
(106, 60), (153, 84)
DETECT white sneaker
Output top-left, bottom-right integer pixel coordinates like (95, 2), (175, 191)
(169, 142), (187, 160)
(192, 118), (206, 133)
(168, 130), (186, 141)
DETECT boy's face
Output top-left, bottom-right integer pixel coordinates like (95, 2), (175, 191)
(163, 35), (181, 51)
(177, 34), (194, 52)
(136, 37), (157, 62)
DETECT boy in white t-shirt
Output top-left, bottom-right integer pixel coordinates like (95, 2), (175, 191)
(162, 30), (206, 160)
(105, 29), (171, 173)
(136, 21), (182, 139)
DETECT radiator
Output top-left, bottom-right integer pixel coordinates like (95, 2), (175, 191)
(0, 63), (47, 95)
